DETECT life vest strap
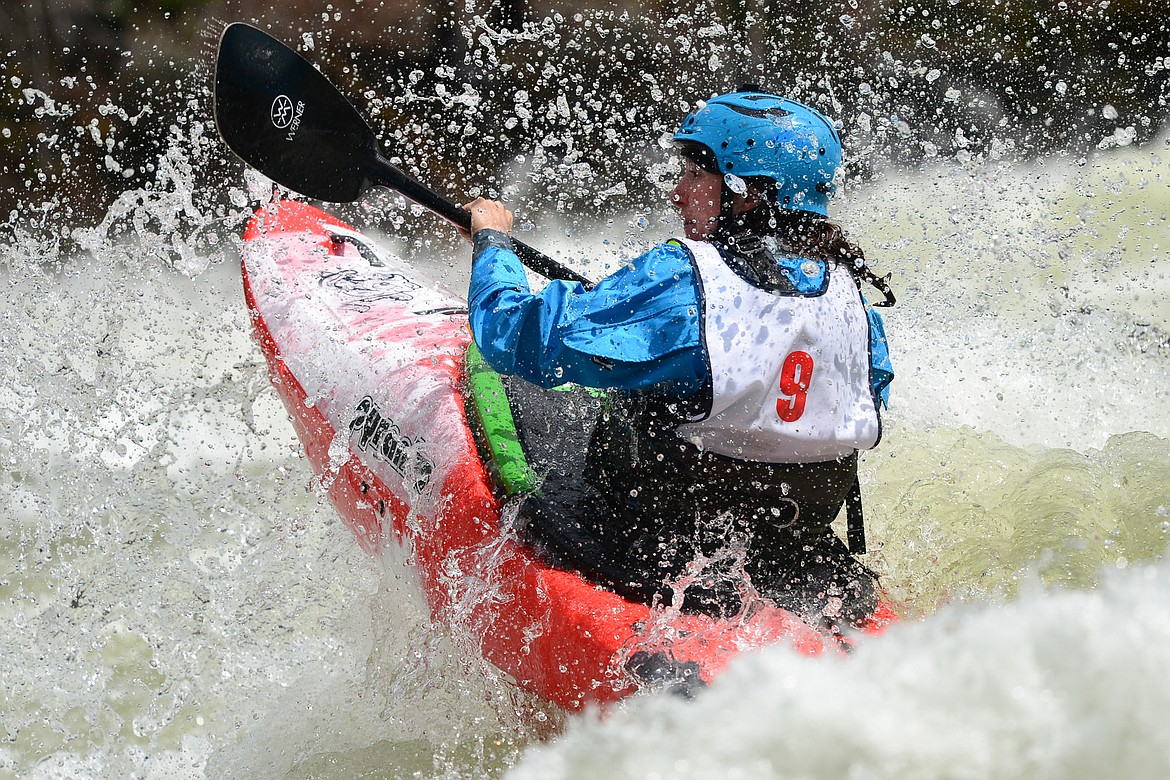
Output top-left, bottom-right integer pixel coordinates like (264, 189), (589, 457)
(845, 476), (867, 554)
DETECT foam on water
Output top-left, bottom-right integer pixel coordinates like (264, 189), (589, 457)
(507, 557), (1170, 780)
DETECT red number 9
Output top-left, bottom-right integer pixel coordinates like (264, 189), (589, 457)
(776, 351), (814, 422)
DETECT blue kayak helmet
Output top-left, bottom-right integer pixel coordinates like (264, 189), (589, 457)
(673, 91), (842, 218)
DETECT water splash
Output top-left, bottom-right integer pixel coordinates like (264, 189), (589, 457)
(506, 555), (1170, 780)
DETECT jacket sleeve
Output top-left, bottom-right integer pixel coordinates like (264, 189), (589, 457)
(867, 307), (894, 408)
(468, 230), (707, 394)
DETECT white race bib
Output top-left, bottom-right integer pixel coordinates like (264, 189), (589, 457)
(676, 239), (881, 463)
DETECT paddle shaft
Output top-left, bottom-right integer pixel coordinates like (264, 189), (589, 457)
(369, 152), (592, 287)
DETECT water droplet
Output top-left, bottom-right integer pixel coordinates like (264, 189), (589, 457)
(724, 173), (748, 195)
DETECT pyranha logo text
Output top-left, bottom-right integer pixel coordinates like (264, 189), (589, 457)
(349, 397), (434, 494)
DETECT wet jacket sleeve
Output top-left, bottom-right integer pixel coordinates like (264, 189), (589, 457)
(468, 230), (706, 395)
(867, 308), (894, 408)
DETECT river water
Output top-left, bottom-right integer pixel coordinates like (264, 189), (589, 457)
(2, 99), (1169, 777)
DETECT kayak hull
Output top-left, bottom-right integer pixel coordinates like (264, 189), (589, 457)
(241, 200), (885, 709)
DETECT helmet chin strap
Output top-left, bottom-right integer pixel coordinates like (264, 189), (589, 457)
(715, 179), (741, 242)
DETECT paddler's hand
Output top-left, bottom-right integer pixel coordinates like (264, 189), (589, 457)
(460, 197), (513, 244)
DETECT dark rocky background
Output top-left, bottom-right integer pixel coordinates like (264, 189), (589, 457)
(2, 0), (1167, 242)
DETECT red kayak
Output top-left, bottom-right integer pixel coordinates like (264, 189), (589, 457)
(241, 199), (893, 709)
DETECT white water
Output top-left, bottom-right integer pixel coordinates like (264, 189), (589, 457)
(511, 563), (1170, 779)
(3, 86), (1170, 780)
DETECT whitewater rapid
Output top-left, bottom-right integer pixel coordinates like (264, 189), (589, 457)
(2, 137), (1168, 778)
(510, 562), (1170, 779)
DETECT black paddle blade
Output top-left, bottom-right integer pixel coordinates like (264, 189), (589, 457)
(214, 23), (377, 202)
(213, 23), (593, 287)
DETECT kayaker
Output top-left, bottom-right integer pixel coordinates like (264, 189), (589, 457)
(461, 89), (894, 627)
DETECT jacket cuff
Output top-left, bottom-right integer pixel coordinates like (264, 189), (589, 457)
(473, 229), (514, 260)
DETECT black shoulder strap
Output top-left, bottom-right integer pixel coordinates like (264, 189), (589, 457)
(845, 476), (867, 554)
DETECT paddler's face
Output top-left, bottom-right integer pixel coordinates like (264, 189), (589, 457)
(670, 159), (722, 241)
